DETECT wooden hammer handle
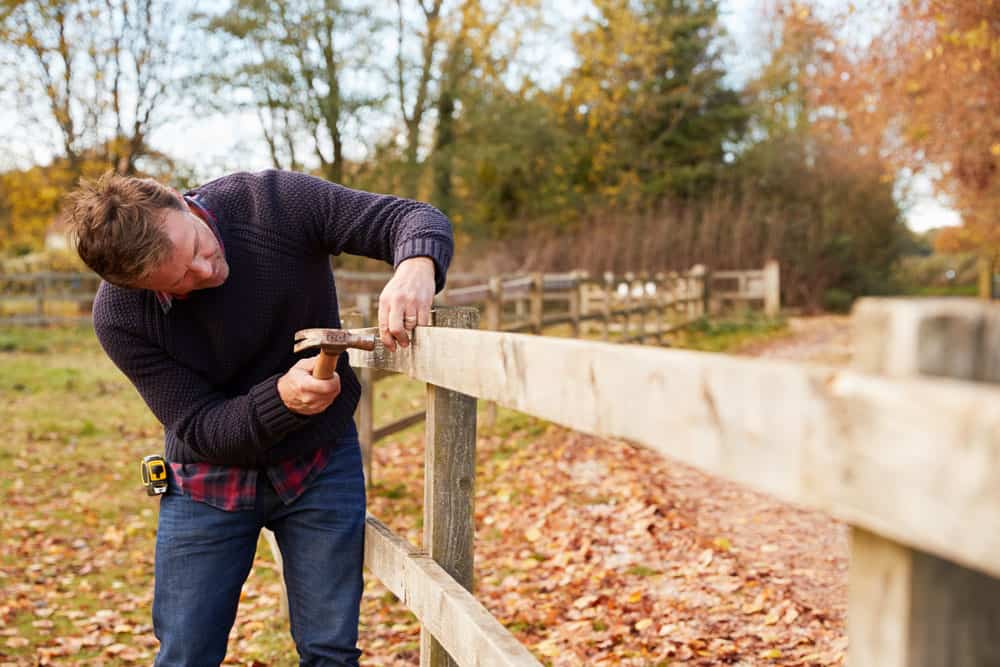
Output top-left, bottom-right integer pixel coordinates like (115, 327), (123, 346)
(313, 350), (340, 380)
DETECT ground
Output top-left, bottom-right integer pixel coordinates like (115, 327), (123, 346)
(0, 315), (854, 666)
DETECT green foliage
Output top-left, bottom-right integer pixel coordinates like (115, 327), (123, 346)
(723, 131), (908, 311)
(894, 252), (979, 294)
(556, 0), (746, 205)
(822, 288), (854, 313)
(449, 82), (580, 236)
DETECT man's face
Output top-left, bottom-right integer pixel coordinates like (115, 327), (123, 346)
(136, 205), (229, 296)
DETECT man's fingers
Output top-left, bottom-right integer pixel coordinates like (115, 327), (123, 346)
(377, 296), (395, 351)
(387, 297), (410, 348)
(278, 361), (341, 415)
(295, 355), (317, 371)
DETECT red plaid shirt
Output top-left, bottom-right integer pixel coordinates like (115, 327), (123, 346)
(169, 446), (331, 511)
(160, 196), (331, 512)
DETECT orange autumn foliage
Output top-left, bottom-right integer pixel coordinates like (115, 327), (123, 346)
(822, 1), (999, 255)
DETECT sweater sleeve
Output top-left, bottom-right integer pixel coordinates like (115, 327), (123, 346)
(267, 170), (454, 292)
(94, 305), (309, 466)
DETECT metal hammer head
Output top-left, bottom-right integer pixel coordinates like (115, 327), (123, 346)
(293, 328), (378, 355)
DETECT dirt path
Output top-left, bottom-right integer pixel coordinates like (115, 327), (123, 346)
(737, 315), (853, 367)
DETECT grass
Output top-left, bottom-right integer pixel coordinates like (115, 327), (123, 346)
(902, 284), (979, 297)
(670, 312), (788, 353)
(0, 312), (788, 663)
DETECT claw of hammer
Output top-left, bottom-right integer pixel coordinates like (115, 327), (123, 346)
(293, 328), (378, 380)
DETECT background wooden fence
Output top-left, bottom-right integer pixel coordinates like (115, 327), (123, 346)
(0, 272), (101, 325)
(0, 262), (779, 327)
(338, 298), (1000, 666)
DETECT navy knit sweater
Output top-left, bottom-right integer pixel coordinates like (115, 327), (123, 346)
(93, 170), (453, 467)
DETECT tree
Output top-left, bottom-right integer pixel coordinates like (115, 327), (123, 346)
(826, 0), (1000, 291)
(446, 78), (576, 238)
(0, 154), (109, 253)
(392, 0), (443, 197)
(720, 1), (909, 309)
(388, 0), (538, 206)
(202, 0), (385, 184)
(555, 0), (746, 205)
(0, 0), (184, 174)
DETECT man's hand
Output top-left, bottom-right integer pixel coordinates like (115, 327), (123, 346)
(277, 356), (341, 415)
(378, 256), (435, 351)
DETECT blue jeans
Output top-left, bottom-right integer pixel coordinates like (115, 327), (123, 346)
(152, 437), (366, 666)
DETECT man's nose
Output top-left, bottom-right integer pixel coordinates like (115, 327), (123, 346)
(191, 255), (213, 278)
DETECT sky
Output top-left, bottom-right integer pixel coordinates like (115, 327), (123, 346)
(6, 0), (961, 232)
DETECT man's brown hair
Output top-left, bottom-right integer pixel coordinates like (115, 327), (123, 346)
(66, 172), (184, 286)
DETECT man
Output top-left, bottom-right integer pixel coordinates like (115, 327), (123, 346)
(66, 169), (453, 665)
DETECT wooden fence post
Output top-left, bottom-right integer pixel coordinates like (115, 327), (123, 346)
(482, 278), (503, 427)
(602, 272), (614, 341)
(568, 271), (582, 339)
(651, 273), (663, 345)
(689, 265), (707, 320)
(764, 259), (781, 317)
(355, 294), (375, 487)
(530, 273), (544, 334)
(420, 307), (480, 667)
(35, 273), (46, 325)
(978, 255), (996, 300)
(849, 298), (1000, 667)
(622, 272), (634, 341)
(636, 273), (647, 343)
(262, 530), (288, 618)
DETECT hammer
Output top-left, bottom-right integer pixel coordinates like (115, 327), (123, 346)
(293, 328), (378, 379)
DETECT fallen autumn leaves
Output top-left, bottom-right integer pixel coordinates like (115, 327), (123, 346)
(365, 417), (848, 666)
(0, 324), (848, 665)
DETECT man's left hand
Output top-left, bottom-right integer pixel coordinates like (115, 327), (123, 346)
(378, 257), (436, 351)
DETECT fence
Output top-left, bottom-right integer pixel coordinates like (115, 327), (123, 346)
(0, 272), (101, 325)
(343, 265), (725, 483)
(269, 298), (1000, 665)
(0, 262), (779, 328)
(708, 259), (781, 316)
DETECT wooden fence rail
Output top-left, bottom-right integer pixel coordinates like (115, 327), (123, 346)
(0, 262), (780, 328)
(344, 265), (728, 484)
(337, 298), (1000, 666)
(0, 272), (101, 326)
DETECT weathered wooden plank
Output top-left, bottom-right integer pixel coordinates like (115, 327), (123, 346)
(849, 298), (1000, 667)
(364, 516), (540, 667)
(352, 293), (375, 486)
(764, 259), (781, 316)
(262, 529), (288, 618)
(421, 307), (480, 667)
(712, 291), (762, 300)
(712, 270), (765, 280)
(349, 308), (1000, 579)
(372, 410), (426, 442)
(540, 314), (575, 328)
(440, 284), (490, 306)
(501, 276), (534, 293)
(501, 320), (535, 333)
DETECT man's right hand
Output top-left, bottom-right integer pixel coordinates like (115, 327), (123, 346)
(277, 356), (341, 415)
